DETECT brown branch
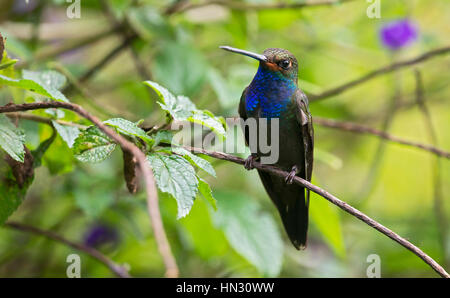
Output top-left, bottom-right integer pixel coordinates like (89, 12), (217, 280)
(183, 146), (450, 278)
(309, 46), (450, 101)
(166, 0), (354, 15)
(0, 102), (179, 278)
(4, 221), (130, 278)
(17, 26), (121, 69)
(100, 0), (152, 80)
(77, 33), (138, 84)
(62, 33), (138, 95)
(313, 117), (450, 159)
(5, 112), (87, 129)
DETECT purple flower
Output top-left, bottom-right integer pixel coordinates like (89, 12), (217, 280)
(83, 224), (119, 249)
(379, 19), (418, 50)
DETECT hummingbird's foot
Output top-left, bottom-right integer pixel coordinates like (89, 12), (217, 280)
(285, 165), (298, 184)
(244, 154), (259, 170)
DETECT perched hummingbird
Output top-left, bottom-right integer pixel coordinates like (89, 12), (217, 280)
(221, 46), (314, 249)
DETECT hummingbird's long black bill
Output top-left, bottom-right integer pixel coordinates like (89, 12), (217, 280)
(220, 46), (267, 62)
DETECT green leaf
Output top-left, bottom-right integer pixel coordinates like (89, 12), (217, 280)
(147, 153), (198, 219)
(0, 149), (34, 225)
(0, 114), (25, 162)
(153, 130), (173, 147)
(187, 110), (227, 137)
(198, 178), (217, 210)
(42, 134), (74, 175)
(213, 191), (283, 277)
(144, 80), (226, 137)
(51, 121), (80, 148)
(0, 51), (17, 79)
(172, 147), (216, 177)
(0, 70), (69, 102)
(104, 118), (154, 145)
(0, 59), (18, 71)
(72, 126), (116, 163)
(309, 178), (346, 258)
(22, 70), (67, 90)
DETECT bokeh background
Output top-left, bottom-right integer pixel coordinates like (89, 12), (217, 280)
(0, 0), (449, 277)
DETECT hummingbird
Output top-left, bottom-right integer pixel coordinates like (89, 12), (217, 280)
(220, 46), (314, 249)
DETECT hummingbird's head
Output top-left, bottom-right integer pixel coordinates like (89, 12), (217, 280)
(220, 46), (298, 82)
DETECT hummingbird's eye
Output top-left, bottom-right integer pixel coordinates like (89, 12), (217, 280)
(278, 59), (290, 69)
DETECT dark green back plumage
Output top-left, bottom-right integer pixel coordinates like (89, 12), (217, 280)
(238, 48), (314, 249)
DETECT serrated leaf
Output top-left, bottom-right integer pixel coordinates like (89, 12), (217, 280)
(0, 71), (69, 102)
(188, 110), (226, 137)
(212, 191), (283, 277)
(144, 80), (226, 137)
(172, 147), (216, 177)
(51, 121), (80, 148)
(104, 118), (154, 145)
(198, 178), (217, 210)
(72, 126), (116, 163)
(0, 114), (25, 162)
(147, 153), (198, 219)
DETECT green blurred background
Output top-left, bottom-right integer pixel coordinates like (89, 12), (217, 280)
(0, 0), (449, 277)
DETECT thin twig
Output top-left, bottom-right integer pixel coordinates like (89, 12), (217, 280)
(182, 145), (450, 278)
(313, 117), (450, 159)
(50, 63), (119, 119)
(5, 112), (87, 129)
(4, 221), (130, 278)
(100, 0), (152, 80)
(62, 33), (137, 100)
(17, 26), (121, 69)
(0, 102), (179, 278)
(77, 34), (138, 84)
(414, 70), (449, 267)
(309, 46), (450, 101)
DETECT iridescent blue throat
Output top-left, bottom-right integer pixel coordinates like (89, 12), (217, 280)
(245, 65), (297, 118)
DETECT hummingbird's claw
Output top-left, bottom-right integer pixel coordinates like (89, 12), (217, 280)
(285, 165), (298, 184)
(244, 154), (259, 170)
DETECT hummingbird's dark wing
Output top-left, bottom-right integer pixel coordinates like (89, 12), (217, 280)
(238, 87), (311, 249)
(292, 89), (314, 206)
(238, 87), (248, 120)
(238, 87), (250, 145)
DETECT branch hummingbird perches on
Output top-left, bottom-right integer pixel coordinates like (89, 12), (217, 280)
(1, 101), (449, 277)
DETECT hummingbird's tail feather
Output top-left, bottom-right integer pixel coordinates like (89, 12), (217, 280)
(258, 170), (309, 250)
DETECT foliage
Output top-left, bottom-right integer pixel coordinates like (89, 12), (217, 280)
(0, 0), (449, 278)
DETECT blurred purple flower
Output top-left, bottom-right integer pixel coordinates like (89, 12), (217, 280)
(379, 19), (418, 50)
(83, 224), (119, 249)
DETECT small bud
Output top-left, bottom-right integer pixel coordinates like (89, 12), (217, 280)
(122, 149), (138, 194)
